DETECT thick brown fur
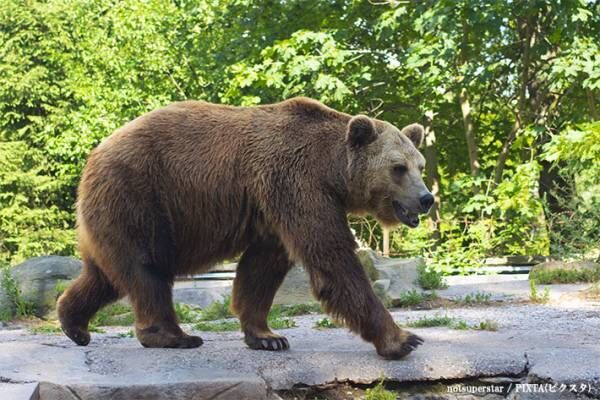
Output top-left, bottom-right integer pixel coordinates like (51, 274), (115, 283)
(57, 97), (428, 358)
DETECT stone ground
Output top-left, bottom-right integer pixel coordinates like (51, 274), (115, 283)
(1, 278), (600, 400)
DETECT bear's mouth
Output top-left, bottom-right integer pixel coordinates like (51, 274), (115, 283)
(392, 201), (419, 228)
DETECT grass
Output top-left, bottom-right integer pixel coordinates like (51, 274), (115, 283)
(1, 268), (35, 318)
(529, 279), (550, 303)
(404, 315), (498, 331)
(54, 280), (70, 299)
(198, 295), (233, 321)
(314, 317), (340, 329)
(91, 303), (135, 326)
(30, 321), (105, 335)
(529, 266), (600, 284)
(406, 315), (455, 328)
(584, 282), (600, 299)
(193, 315), (297, 332)
(174, 302), (203, 323)
(395, 289), (425, 307)
(268, 317), (297, 329)
(472, 319), (498, 331)
(80, 297), (312, 331)
(118, 329), (135, 338)
(364, 378), (396, 400)
(29, 322), (63, 335)
(194, 320), (240, 332)
(269, 303), (322, 317)
(389, 289), (440, 308)
(0, 309), (11, 322)
(458, 291), (492, 305)
(417, 264), (447, 290)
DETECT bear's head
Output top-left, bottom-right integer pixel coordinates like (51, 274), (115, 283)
(346, 116), (433, 228)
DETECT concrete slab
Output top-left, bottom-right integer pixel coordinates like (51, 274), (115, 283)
(1, 290), (600, 398)
(0, 383), (39, 400)
(437, 275), (592, 302)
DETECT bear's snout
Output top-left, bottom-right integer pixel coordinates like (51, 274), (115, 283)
(419, 192), (434, 213)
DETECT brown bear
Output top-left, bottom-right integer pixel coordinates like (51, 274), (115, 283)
(57, 97), (433, 359)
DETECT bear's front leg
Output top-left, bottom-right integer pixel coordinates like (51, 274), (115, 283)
(276, 209), (423, 359)
(306, 248), (423, 359)
(231, 235), (294, 351)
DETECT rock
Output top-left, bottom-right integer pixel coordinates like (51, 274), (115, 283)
(373, 257), (425, 301)
(274, 249), (388, 305)
(372, 279), (391, 300)
(356, 248), (380, 281)
(173, 281), (232, 308)
(530, 260), (599, 274)
(274, 264), (314, 305)
(0, 256), (82, 317)
(274, 253), (425, 305)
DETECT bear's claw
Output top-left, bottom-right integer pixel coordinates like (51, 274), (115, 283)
(246, 335), (289, 351)
(377, 332), (424, 360)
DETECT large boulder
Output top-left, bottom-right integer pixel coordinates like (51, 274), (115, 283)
(274, 264), (314, 305)
(529, 260), (600, 283)
(274, 249), (382, 305)
(0, 256), (82, 317)
(372, 256), (425, 301)
(273, 248), (425, 305)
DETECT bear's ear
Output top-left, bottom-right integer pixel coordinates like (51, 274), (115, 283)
(401, 123), (425, 148)
(346, 115), (377, 147)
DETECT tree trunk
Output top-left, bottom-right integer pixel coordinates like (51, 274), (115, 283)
(494, 118), (521, 185)
(459, 88), (480, 177)
(587, 89), (599, 121)
(422, 111), (441, 244)
(493, 14), (532, 185)
(458, 13), (480, 178)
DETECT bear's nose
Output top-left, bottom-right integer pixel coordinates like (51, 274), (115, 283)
(419, 193), (434, 213)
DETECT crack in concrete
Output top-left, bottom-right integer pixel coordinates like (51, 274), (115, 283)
(40, 342), (70, 349)
(205, 382), (242, 400)
(66, 385), (84, 400)
(0, 375), (37, 384)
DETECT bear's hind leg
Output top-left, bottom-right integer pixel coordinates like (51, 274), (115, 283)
(129, 269), (203, 349)
(57, 259), (121, 346)
(232, 236), (293, 351)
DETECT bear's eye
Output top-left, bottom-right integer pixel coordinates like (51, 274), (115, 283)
(392, 164), (408, 176)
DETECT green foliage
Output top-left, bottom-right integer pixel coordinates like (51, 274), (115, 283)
(314, 317), (340, 329)
(91, 303), (134, 326)
(269, 303), (322, 318)
(54, 280), (70, 299)
(29, 322), (63, 335)
(194, 316), (296, 332)
(458, 291), (492, 305)
(118, 329), (135, 338)
(30, 321), (104, 335)
(0, 0), (597, 268)
(542, 123), (600, 259)
(364, 378), (397, 400)
(529, 279), (550, 304)
(396, 289), (425, 307)
(198, 295), (233, 321)
(174, 303), (203, 324)
(0, 268), (35, 318)
(529, 266), (600, 285)
(472, 319), (498, 332)
(194, 320), (240, 332)
(417, 264), (447, 290)
(405, 315), (497, 331)
(269, 317), (297, 330)
(406, 315), (455, 328)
